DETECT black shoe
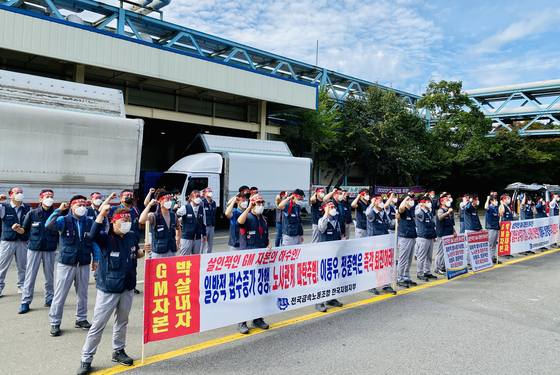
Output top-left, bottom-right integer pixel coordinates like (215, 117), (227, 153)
(18, 303), (30, 314)
(325, 299), (343, 307)
(75, 320), (92, 330)
(369, 288), (380, 295)
(434, 269), (445, 275)
(425, 274), (438, 279)
(50, 325), (61, 337)
(112, 349), (133, 366)
(404, 279), (418, 286)
(134, 288), (140, 295)
(252, 318), (269, 330)
(504, 255), (514, 259)
(315, 303), (327, 312)
(382, 286), (397, 295)
(417, 275), (429, 281)
(238, 322), (249, 334)
(527, 251), (535, 254)
(396, 282), (409, 288)
(44, 300), (52, 307)
(76, 362), (91, 375)
(492, 258), (502, 264)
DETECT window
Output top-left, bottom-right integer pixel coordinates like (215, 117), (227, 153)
(158, 173), (187, 193)
(186, 177), (208, 196)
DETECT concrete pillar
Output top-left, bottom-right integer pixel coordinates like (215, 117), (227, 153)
(73, 64), (85, 83)
(259, 100), (267, 140)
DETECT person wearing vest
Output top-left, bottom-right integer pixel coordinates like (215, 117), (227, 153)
(519, 193), (535, 221)
(548, 194), (560, 249)
(201, 188), (217, 253)
(351, 189), (370, 238)
(384, 192), (398, 234)
(341, 190), (354, 238)
(278, 189), (306, 246)
(226, 193), (250, 251)
(535, 196), (548, 219)
(416, 196), (437, 282)
(427, 189), (437, 216)
(459, 195), (469, 234)
(139, 191), (181, 259)
(236, 194), (271, 334)
(87, 192), (108, 230)
(396, 196), (418, 289)
(46, 195), (99, 337)
(485, 195), (502, 264)
(16, 189), (58, 314)
(315, 201), (345, 312)
(108, 190), (141, 243)
(77, 206), (151, 375)
(177, 190), (206, 256)
(275, 191), (288, 247)
(0, 187), (31, 298)
(171, 188), (181, 211)
(366, 194), (396, 295)
(498, 194), (515, 259)
(464, 194), (486, 264)
(434, 195), (456, 276)
(331, 189), (347, 239)
(310, 187), (334, 243)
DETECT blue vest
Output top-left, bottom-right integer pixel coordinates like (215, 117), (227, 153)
(243, 212), (269, 249)
(282, 203), (303, 237)
(436, 207), (455, 237)
(485, 206), (500, 230)
(180, 204), (205, 240)
(86, 206), (108, 228)
(520, 205), (533, 220)
(355, 201), (368, 230)
(228, 209), (242, 247)
(552, 202), (560, 217)
(417, 209), (436, 239)
(341, 200), (353, 224)
(333, 200), (346, 236)
(319, 219), (342, 242)
(150, 211), (177, 254)
(109, 205), (140, 242)
(535, 203), (548, 218)
(367, 208), (389, 236)
(27, 207), (58, 251)
(459, 206), (465, 223)
(502, 205), (514, 221)
(464, 203), (482, 231)
(398, 207), (417, 238)
(1, 203), (31, 241)
(58, 215), (94, 266)
(97, 231), (137, 293)
(311, 199), (322, 225)
(387, 205), (396, 231)
(202, 198), (217, 226)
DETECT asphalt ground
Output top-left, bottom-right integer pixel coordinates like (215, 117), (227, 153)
(0, 214), (557, 374)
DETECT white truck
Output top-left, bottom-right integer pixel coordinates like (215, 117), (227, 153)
(0, 70), (144, 205)
(158, 134), (312, 215)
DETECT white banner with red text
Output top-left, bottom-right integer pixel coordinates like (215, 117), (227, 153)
(466, 231), (493, 272)
(143, 235), (396, 344)
(498, 216), (560, 256)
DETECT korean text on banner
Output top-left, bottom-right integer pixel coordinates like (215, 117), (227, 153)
(375, 186), (423, 200)
(143, 235), (396, 344)
(467, 231), (493, 272)
(442, 234), (468, 280)
(498, 217), (560, 256)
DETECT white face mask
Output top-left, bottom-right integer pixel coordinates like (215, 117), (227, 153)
(163, 201), (172, 210)
(295, 200), (303, 206)
(240, 201), (248, 209)
(329, 208), (338, 217)
(445, 201), (451, 207)
(506, 198), (511, 204)
(14, 193), (24, 202)
(393, 198), (398, 203)
(319, 193), (325, 199)
(408, 200), (414, 207)
(463, 197), (468, 203)
(118, 221), (131, 234)
(426, 203), (432, 210)
(556, 197), (560, 202)
(43, 198), (54, 207)
(492, 201), (498, 206)
(448, 198), (453, 203)
(93, 199), (103, 206)
(207, 192), (213, 198)
(74, 206), (87, 217)
(377, 202), (384, 209)
(364, 195), (370, 201)
(337, 195), (343, 201)
(254, 206), (264, 215)
(527, 200), (532, 205)
(193, 198), (202, 205)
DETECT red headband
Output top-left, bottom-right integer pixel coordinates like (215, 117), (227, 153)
(250, 189), (258, 193)
(190, 192), (200, 198)
(112, 213), (131, 222)
(91, 193), (101, 199)
(322, 202), (334, 210)
(203, 188), (211, 193)
(40, 191), (53, 198)
(121, 192), (133, 198)
(158, 194), (172, 201)
(316, 188), (325, 193)
(251, 194), (263, 202)
(9, 188), (22, 196)
(71, 199), (86, 205)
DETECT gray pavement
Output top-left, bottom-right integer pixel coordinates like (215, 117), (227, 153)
(0, 213), (556, 375)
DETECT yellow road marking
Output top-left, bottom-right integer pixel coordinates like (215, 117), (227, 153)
(91, 247), (560, 375)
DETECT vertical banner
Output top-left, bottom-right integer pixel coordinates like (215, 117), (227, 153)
(143, 235), (396, 344)
(498, 221), (512, 256)
(498, 217), (559, 255)
(442, 234), (468, 280)
(466, 231), (493, 272)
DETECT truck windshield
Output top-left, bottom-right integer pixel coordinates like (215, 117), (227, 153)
(186, 177), (209, 196)
(158, 173), (187, 192)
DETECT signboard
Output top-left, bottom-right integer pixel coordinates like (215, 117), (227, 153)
(498, 216), (560, 256)
(442, 234), (468, 280)
(467, 231), (493, 272)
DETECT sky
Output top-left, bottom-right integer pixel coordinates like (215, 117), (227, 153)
(144, 0), (560, 96)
